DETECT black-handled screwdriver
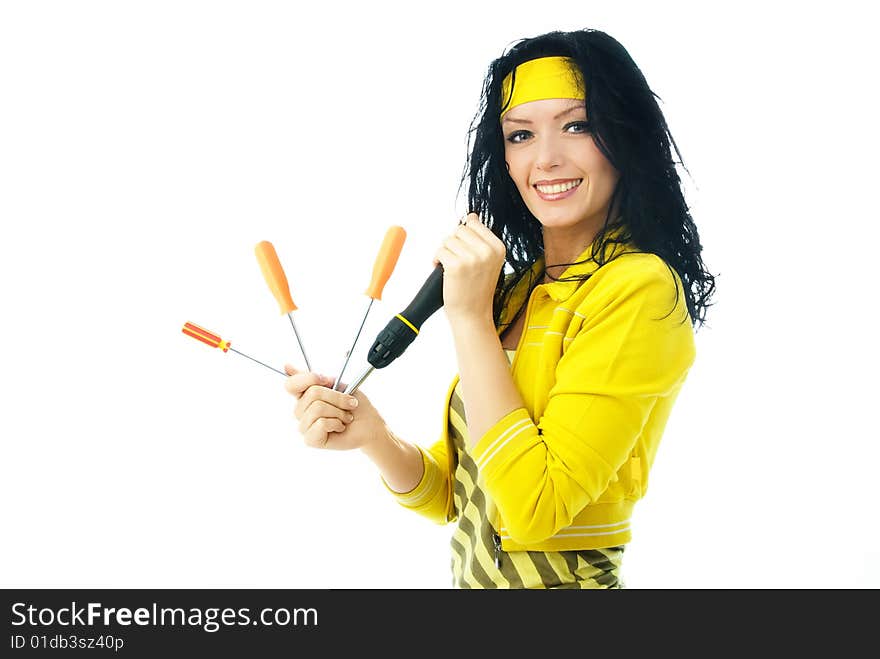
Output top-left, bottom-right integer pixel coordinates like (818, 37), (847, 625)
(344, 264), (444, 394)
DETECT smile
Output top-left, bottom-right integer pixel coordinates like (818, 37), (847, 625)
(533, 178), (582, 200)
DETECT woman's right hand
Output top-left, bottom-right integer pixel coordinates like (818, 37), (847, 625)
(284, 365), (388, 451)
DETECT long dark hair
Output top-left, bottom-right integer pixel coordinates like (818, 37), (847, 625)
(460, 29), (716, 330)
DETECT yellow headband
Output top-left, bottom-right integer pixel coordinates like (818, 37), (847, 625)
(500, 56), (585, 118)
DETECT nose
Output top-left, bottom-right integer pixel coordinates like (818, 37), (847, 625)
(534, 134), (563, 172)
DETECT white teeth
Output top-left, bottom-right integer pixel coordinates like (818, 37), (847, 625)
(535, 179), (581, 194)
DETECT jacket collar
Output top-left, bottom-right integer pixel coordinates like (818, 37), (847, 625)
(547, 231), (635, 302)
(507, 224), (634, 312)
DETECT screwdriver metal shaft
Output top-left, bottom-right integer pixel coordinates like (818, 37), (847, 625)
(182, 321), (286, 377)
(229, 347), (287, 377)
(332, 298), (372, 391)
(286, 312), (312, 372)
(332, 226), (406, 390)
(343, 364), (374, 395)
(255, 240), (312, 372)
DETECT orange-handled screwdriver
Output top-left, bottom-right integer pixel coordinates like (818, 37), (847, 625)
(332, 225), (407, 391)
(182, 321), (286, 376)
(254, 241), (312, 371)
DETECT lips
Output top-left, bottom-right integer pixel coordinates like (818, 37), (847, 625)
(533, 178), (582, 201)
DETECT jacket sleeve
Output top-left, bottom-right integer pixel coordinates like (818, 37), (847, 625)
(470, 257), (696, 544)
(381, 376), (460, 525)
(381, 436), (453, 525)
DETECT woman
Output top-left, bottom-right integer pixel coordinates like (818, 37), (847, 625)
(285, 28), (716, 588)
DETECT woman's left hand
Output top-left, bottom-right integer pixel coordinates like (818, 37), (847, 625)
(433, 213), (507, 323)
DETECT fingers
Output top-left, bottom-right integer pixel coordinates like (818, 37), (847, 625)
(296, 400), (354, 435)
(302, 417), (346, 449)
(295, 383), (358, 420)
(284, 363), (361, 448)
(434, 214), (505, 269)
(284, 366), (333, 398)
(454, 227), (495, 259)
(293, 381), (359, 447)
(461, 214), (505, 255)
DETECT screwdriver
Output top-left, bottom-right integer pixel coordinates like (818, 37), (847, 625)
(331, 225), (407, 391)
(181, 321), (286, 376)
(254, 240), (312, 371)
(344, 263), (444, 395)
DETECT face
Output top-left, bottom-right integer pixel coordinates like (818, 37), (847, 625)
(502, 98), (620, 237)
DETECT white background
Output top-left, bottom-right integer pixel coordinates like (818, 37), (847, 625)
(1, 1), (877, 589)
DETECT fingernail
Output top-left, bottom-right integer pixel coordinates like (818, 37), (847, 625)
(348, 397), (358, 408)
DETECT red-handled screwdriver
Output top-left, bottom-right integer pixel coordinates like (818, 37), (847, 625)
(182, 321), (286, 377)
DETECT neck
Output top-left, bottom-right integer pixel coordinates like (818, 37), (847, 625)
(542, 224), (601, 282)
(541, 204), (621, 283)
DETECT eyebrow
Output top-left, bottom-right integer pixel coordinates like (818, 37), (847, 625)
(502, 103), (586, 124)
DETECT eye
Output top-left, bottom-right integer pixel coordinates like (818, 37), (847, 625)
(505, 130), (532, 144)
(565, 121), (591, 134)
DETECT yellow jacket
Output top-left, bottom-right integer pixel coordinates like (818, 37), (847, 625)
(390, 237), (696, 551)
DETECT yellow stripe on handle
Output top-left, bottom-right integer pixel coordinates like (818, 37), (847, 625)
(395, 314), (419, 335)
(182, 321), (231, 352)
